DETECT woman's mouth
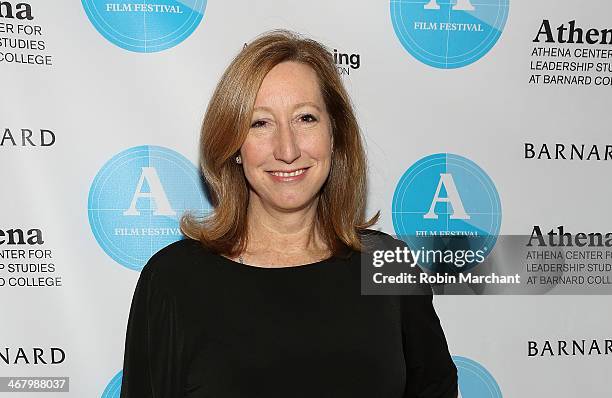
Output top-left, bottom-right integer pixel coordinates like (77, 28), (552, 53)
(267, 167), (309, 182)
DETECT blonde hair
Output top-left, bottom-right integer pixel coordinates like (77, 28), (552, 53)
(180, 29), (379, 257)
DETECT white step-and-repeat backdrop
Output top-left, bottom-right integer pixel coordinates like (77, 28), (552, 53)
(1, 0), (611, 396)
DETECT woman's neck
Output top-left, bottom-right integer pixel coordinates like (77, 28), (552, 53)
(244, 194), (329, 257)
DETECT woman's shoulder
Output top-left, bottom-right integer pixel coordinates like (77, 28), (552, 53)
(357, 228), (408, 252)
(139, 238), (211, 290)
(145, 238), (205, 265)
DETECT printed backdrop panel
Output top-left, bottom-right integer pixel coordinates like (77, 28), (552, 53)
(1, 0), (611, 396)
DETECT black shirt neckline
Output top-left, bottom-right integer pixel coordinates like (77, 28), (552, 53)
(216, 252), (347, 271)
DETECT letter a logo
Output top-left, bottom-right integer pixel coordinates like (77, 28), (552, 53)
(423, 173), (470, 220)
(88, 145), (211, 270)
(390, 0), (509, 68)
(392, 153), (502, 272)
(123, 167), (176, 216)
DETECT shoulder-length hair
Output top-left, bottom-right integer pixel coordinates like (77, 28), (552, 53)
(180, 29), (379, 258)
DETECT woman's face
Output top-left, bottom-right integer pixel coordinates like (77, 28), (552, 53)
(240, 61), (333, 213)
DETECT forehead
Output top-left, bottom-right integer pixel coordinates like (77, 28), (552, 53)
(254, 61), (324, 107)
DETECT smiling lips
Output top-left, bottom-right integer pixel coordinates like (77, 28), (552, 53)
(267, 167), (309, 181)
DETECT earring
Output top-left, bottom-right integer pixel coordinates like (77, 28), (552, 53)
(235, 155), (242, 164)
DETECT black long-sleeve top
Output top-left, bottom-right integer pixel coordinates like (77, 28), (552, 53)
(119, 231), (457, 397)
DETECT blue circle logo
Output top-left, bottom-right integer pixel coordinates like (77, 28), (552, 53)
(453, 356), (502, 397)
(101, 370), (122, 398)
(390, 0), (509, 68)
(392, 153), (501, 271)
(88, 145), (211, 271)
(82, 0), (207, 52)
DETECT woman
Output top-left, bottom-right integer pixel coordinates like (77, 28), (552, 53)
(120, 29), (457, 398)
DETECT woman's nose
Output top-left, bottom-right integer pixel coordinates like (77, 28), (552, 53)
(273, 120), (301, 163)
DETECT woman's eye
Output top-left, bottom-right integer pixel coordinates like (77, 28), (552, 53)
(251, 120), (266, 128)
(299, 114), (317, 123)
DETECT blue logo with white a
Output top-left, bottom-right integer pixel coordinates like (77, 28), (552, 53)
(390, 0), (509, 68)
(392, 153), (501, 271)
(453, 356), (502, 397)
(82, 0), (207, 52)
(88, 145), (210, 270)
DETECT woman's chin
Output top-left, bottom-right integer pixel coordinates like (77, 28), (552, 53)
(268, 196), (317, 212)
(249, 189), (320, 212)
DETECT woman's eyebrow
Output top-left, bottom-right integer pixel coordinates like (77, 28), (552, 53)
(294, 102), (322, 111)
(252, 102), (322, 112)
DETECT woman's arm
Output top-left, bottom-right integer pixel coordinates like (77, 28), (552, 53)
(401, 293), (458, 398)
(120, 257), (185, 398)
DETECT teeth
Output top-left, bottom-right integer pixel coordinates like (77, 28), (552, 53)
(271, 168), (306, 177)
